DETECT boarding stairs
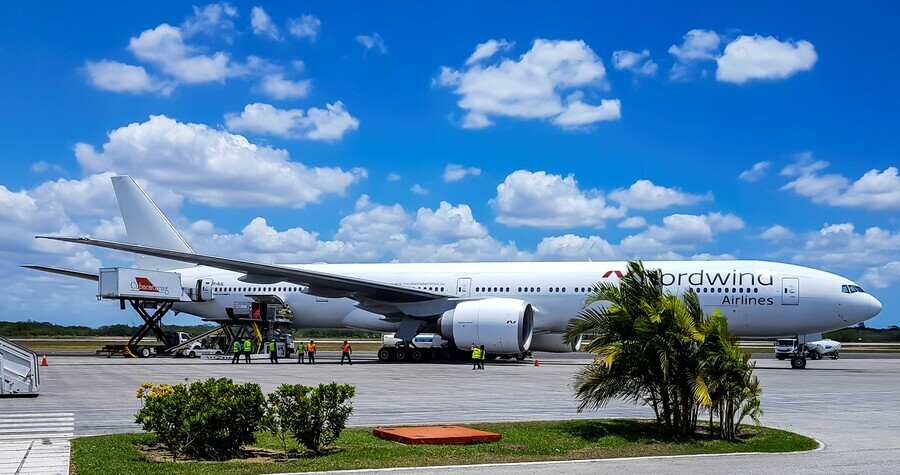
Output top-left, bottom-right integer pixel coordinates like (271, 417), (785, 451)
(0, 337), (40, 396)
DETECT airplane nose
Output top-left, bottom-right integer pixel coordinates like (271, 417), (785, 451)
(869, 295), (883, 318)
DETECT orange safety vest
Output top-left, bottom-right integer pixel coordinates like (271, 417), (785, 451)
(341, 343), (351, 353)
(307, 343), (316, 353)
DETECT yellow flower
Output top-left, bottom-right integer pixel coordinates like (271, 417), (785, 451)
(136, 389), (144, 399)
(141, 381), (153, 389)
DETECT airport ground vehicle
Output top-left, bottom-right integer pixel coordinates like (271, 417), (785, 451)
(377, 333), (530, 362)
(775, 338), (841, 369)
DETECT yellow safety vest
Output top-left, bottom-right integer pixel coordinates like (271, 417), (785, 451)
(232, 341), (241, 353)
(472, 348), (482, 359)
(243, 340), (252, 351)
(268, 342), (275, 351)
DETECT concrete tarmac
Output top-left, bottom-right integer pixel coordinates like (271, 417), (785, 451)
(3, 352), (899, 474)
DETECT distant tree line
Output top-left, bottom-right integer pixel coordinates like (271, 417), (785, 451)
(825, 326), (900, 343)
(1, 320), (382, 339)
(0, 320), (219, 337)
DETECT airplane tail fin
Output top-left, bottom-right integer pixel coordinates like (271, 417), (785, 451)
(111, 175), (195, 270)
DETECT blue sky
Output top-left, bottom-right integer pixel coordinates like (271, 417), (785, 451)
(1, 1), (898, 328)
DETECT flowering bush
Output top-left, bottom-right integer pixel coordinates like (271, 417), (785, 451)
(135, 378), (265, 460)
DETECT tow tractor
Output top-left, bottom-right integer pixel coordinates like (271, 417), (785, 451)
(775, 337), (842, 369)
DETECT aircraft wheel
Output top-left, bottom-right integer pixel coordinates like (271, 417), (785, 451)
(791, 356), (807, 369)
(427, 349), (437, 360)
(139, 347), (152, 358)
(395, 349), (408, 361)
(410, 349), (424, 362)
(833, 351), (840, 360)
(440, 349), (452, 360)
(515, 352), (527, 361)
(377, 348), (392, 362)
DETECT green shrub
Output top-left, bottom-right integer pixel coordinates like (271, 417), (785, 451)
(135, 378), (264, 460)
(263, 383), (356, 455)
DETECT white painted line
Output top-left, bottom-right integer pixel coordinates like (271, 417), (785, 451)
(0, 423), (75, 429)
(0, 433), (74, 440)
(0, 427), (74, 434)
(0, 413), (73, 419)
(0, 417), (75, 424)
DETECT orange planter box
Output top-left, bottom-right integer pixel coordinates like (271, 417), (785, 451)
(373, 426), (502, 445)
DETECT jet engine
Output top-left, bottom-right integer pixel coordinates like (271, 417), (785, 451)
(529, 332), (583, 353)
(439, 298), (534, 354)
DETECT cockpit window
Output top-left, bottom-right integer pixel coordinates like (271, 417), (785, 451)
(842, 284), (866, 294)
(852, 285), (865, 293)
(842, 285), (850, 293)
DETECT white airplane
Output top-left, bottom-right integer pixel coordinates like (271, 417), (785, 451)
(27, 176), (882, 357)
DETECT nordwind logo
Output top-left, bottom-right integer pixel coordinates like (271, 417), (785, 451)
(602, 270), (626, 278)
(131, 277), (170, 295)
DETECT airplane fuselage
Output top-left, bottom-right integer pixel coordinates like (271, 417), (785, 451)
(169, 260), (880, 338)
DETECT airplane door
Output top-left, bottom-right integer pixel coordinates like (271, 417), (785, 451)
(781, 277), (799, 305)
(456, 278), (472, 297)
(197, 278), (214, 301)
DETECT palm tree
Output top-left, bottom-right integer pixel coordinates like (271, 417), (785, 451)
(565, 260), (762, 439)
(564, 261), (706, 436)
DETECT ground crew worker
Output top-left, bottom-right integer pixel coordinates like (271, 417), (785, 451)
(243, 338), (252, 364)
(471, 344), (481, 370)
(231, 339), (241, 364)
(307, 340), (316, 365)
(283, 304), (293, 319)
(479, 344), (486, 370)
(341, 340), (352, 366)
(296, 341), (305, 363)
(268, 341), (279, 364)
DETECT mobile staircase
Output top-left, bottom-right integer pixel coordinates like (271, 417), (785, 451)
(0, 337), (40, 396)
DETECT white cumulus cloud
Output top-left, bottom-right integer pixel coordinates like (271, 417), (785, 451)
(225, 102), (360, 141)
(611, 50), (657, 75)
(465, 39), (513, 65)
(84, 60), (173, 95)
(251, 6), (280, 40)
(356, 33), (387, 54)
(739, 161), (772, 182)
(259, 74), (311, 99)
(128, 23), (233, 84)
(443, 164), (482, 183)
(716, 35), (817, 84)
(412, 202), (488, 242)
(288, 15), (321, 40)
(74, 114), (364, 208)
(780, 156), (900, 210)
(608, 180), (711, 210)
(438, 39), (620, 129)
(490, 170), (624, 229)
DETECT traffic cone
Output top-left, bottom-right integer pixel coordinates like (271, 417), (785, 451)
(41, 355), (48, 367)
(534, 358), (540, 367)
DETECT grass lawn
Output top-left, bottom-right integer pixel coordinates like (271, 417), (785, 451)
(72, 419), (817, 475)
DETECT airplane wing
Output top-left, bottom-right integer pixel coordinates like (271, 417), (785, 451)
(22, 264), (99, 281)
(36, 236), (445, 304)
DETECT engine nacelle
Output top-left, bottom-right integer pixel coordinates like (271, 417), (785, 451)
(529, 332), (583, 353)
(439, 298), (534, 354)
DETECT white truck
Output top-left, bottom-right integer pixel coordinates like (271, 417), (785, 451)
(775, 338), (841, 369)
